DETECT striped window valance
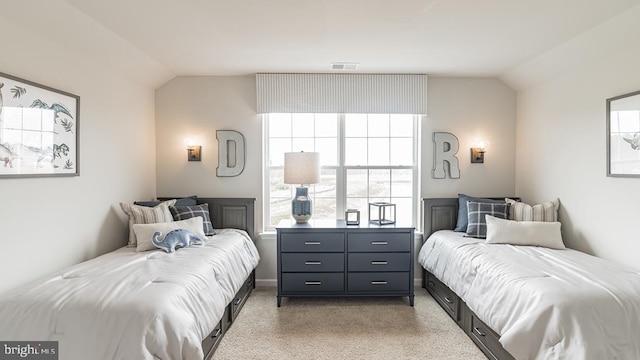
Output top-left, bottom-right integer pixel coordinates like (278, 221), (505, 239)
(256, 73), (427, 114)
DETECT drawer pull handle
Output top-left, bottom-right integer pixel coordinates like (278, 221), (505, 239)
(305, 241), (322, 245)
(444, 296), (454, 304)
(371, 241), (388, 245)
(212, 328), (222, 339)
(234, 298), (242, 305)
(473, 327), (486, 337)
(305, 261), (322, 265)
(305, 281), (322, 285)
(371, 281), (388, 285)
(427, 281), (435, 288)
(371, 261), (388, 265)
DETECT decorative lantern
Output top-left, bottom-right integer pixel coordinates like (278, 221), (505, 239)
(369, 202), (396, 225)
(345, 209), (360, 225)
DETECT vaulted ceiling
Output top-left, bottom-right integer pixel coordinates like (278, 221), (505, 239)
(3, 0), (639, 88)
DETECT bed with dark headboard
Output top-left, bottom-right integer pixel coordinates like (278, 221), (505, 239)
(159, 197), (257, 358)
(421, 197), (640, 360)
(0, 197), (258, 360)
(421, 197), (515, 360)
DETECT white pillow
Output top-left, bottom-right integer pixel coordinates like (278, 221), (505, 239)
(120, 199), (176, 247)
(485, 215), (565, 249)
(133, 217), (207, 252)
(506, 198), (559, 222)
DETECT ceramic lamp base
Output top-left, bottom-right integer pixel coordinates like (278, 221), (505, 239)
(291, 187), (313, 223)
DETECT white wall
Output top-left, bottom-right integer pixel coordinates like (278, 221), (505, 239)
(0, 14), (158, 294)
(503, 4), (640, 269)
(422, 77), (517, 199)
(155, 75), (517, 285)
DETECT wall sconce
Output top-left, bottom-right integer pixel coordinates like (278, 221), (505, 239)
(185, 138), (202, 161)
(470, 141), (487, 164)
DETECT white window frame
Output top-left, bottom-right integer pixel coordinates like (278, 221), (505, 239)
(263, 113), (421, 231)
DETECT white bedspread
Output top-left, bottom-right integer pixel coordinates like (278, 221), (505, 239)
(0, 229), (260, 360)
(418, 230), (640, 360)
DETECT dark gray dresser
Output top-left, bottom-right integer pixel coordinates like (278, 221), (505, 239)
(276, 219), (414, 306)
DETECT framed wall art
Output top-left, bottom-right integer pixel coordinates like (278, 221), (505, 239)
(607, 90), (640, 177)
(0, 72), (79, 178)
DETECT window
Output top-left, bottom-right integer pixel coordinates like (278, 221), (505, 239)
(264, 113), (419, 230)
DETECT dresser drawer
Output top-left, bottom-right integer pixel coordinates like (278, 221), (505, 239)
(469, 314), (514, 360)
(348, 252), (410, 272)
(281, 253), (344, 272)
(280, 232), (344, 252)
(347, 272), (410, 292)
(425, 273), (459, 320)
(281, 273), (344, 293)
(347, 232), (411, 252)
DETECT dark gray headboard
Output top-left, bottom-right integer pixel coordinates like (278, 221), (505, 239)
(159, 197), (256, 240)
(422, 197), (519, 240)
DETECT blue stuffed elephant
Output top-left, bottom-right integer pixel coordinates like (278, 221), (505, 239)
(152, 229), (204, 253)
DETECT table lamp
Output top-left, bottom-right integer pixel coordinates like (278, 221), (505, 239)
(284, 151), (320, 223)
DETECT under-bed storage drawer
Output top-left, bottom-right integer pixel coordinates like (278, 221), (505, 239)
(425, 273), (459, 320)
(230, 274), (254, 321)
(202, 318), (223, 359)
(469, 314), (515, 360)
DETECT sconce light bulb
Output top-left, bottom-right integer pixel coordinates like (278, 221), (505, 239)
(185, 138), (194, 147)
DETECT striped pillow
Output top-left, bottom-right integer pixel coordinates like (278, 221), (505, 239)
(506, 198), (559, 222)
(466, 201), (509, 239)
(120, 199), (176, 247)
(169, 203), (214, 236)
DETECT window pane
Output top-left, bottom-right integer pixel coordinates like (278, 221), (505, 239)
(315, 114), (338, 137)
(369, 169), (391, 198)
(391, 169), (413, 197)
(346, 169), (368, 197)
(391, 197), (412, 224)
(345, 138), (367, 165)
(313, 198), (336, 221)
(368, 138), (389, 166)
(292, 113), (314, 137)
(270, 197), (291, 227)
(390, 138), (413, 166)
(310, 168), (336, 199)
(390, 114), (413, 137)
(346, 197), (368, 221)
(292, 138), (314, 153)
(269, 139), (291, 166)
(316, 138), (338, 166)
(368, 114), (389, 137)
(345, 114), (367, 137)
(269, 113), (291, 137)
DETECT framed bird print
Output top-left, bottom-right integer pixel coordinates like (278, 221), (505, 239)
(0, 72), (79, 178)
(607, 90), (640, 177)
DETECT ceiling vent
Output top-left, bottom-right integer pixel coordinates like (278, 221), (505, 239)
(330, 62), (360, 70)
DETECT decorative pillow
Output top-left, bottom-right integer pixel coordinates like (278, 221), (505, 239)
(133, 217), (207, 252)
(485, 215), (565, 249)
(454, 194), (505, 232)
(506, 198), (559, 222)
(466, 201), (509, 239)
(169, 203), (214, 236)
(134, 195), (197, 207)
(120, 199), (176, 247)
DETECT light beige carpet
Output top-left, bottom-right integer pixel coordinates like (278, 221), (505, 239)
(212, 287), (486, 360)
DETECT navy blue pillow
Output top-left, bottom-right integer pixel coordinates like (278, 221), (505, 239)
(134, 195), (197, 207)
(454, 194), (505, 232)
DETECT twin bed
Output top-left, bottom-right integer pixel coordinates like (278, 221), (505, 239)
(0, 197), (259, 360)
(419, 197), (640, 360)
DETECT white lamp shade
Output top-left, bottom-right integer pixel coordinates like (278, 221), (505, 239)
(284, 152), (320, 185)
